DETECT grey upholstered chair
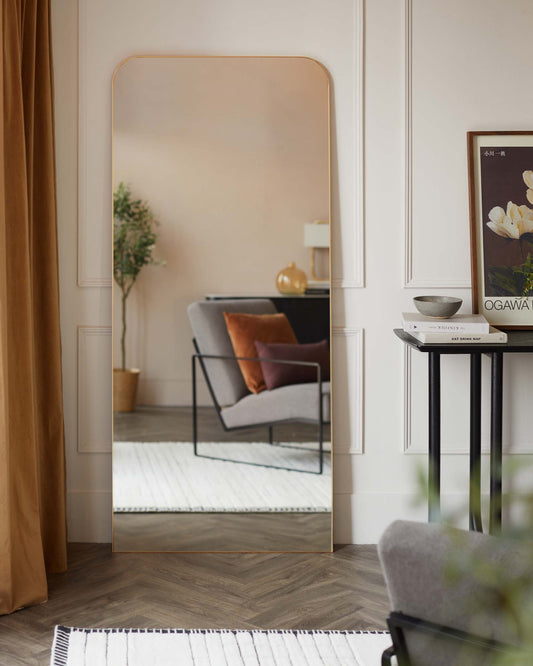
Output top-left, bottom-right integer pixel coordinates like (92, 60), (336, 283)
(378, 520), (532, 665)
(187, 299), (330, 474)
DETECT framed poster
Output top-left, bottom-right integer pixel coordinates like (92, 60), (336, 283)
(468, 131), (533, 329)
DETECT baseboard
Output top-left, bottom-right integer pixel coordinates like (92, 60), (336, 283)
(67, 490), (495, 545)
(334, 492), (426, 544)
(337, 491), (505, 544)
(67, 490), (112, 542)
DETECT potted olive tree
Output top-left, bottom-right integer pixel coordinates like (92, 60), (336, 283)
(113, 182), (163, 412)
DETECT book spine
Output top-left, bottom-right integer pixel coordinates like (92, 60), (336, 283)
(414, 332), (507, 343)
(403, 321), (489, 334)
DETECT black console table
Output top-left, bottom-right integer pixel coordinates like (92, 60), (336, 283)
(206, 293), (330, 344)
(394, 329), (533, 535)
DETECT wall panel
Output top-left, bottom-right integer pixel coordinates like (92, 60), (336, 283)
(332, 327), (364, 454)
(78, 327), (112, 453)
(404, 0), (533, 288)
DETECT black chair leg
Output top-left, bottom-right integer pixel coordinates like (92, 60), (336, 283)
(381, 646), (396, 666)
(268, 426), (274, 445)
(192, 355), (198, 456)
(318, 417), (323, 474)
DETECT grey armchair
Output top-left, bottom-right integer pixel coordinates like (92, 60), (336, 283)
(378, 520), (532, 665)
(187, 299), (330, 474)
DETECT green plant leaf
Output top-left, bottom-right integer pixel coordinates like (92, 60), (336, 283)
(113, 182), (164, 368)
(488, 254), (533, 298)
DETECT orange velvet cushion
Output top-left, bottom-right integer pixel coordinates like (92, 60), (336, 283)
(223, 312), (298, 393)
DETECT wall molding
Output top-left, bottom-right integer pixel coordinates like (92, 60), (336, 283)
(332, 326), (364, 454)
(78, 326), (112, 453)
(77, 0), (111, 288)
(402, 0), (469, 290)
(351, 0), (365, 289)
(76, 325), (364, 454)
(329, 0), (365, 289)
(403, 0), (413, 288)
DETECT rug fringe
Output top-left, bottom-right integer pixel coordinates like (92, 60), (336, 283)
(50, 626), (71, 666)
(53, 626), (389, 635)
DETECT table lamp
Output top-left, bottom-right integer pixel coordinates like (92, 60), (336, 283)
(303, 220), (330, 282)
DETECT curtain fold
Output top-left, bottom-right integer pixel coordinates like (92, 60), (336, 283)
(0, 0), (67, 615)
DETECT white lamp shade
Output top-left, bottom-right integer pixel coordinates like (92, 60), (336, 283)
(303, 222), (330, 248)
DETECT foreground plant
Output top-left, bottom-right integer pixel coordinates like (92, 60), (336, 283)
(415, 462), (533, 664)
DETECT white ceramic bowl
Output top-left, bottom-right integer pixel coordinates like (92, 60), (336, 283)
(413, 296), (462, 319)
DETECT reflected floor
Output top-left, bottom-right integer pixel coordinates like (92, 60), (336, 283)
(113, 512), (332, 552)
(114, 405), (331, 443)
(113, 406), (331, 552)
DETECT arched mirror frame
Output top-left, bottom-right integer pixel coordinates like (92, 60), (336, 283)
(111, 55), (333, 553)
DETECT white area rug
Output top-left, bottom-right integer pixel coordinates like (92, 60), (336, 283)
(51, 627), (390, 666)
(113, 441), (331, 513)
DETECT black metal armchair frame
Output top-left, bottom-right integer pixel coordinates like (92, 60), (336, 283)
(192, 339), (327, 474)
(382, 611), (512, 666)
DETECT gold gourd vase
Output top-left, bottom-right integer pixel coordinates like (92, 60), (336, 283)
(276, 262), (308, 295)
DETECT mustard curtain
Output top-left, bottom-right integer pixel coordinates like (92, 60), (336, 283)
(0, 0), (67, 615)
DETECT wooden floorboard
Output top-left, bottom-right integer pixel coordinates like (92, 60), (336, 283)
(0, 543), (390, 665)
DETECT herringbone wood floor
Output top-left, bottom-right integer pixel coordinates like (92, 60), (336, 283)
(0, 543), (390, 665)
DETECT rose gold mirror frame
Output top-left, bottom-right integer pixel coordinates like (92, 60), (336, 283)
(111, 55), (333, 553)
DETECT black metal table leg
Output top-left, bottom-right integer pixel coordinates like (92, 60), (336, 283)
(490, 352), (503, 535)
(428, 352), (441, 522)
(469, 353), (482, 532)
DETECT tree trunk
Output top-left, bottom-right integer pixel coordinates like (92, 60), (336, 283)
(121, 291), (127, 370)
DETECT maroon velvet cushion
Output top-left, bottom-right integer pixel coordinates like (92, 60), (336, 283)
(254, 339), (330, 390)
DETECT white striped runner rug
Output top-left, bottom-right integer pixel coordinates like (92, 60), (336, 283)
(51, 627), (391, 666)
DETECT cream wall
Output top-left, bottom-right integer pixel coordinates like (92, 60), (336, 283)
(53, 0), (533, 544)
(112, 58), (329, 405)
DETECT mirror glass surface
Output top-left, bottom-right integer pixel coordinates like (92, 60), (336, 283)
(112, 56), (332, 552)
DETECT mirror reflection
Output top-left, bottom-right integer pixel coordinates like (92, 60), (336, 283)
(112, 56), (332, 552)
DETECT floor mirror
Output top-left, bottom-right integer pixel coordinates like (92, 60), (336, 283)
(111, 56), (332, 552)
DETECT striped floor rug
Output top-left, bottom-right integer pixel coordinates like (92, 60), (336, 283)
(113, 441), (331, 513)
(51, 627), (391, 666)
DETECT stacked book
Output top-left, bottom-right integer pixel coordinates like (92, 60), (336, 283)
(402, 313), (507, 344)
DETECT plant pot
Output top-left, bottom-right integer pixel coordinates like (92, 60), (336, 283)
(113, 368), (140, 412)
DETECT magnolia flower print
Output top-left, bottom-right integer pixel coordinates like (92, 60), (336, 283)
(487, 202), (533, 239)
(486, 171), (533, 239)
(524, 170), (533, 206)
(484, 169), (533, 299)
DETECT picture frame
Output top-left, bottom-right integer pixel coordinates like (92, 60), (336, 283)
(468, 131), (533, 329)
